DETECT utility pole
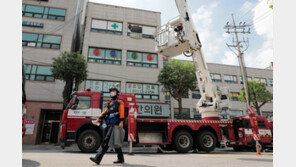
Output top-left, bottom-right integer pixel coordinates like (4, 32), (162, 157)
(225, 14), (262, 155)
(224, 13), (251, 111)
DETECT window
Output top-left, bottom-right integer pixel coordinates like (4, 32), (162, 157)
(174, 108), (190, 119)
(85, 80), (120, 97)
(258, 120), (266, 129)
(126, 83), (159, 100)
(240, 76), (252, 84)
(127, 23), (156, 39)
(192, 90), (201, 99)
(22, 4), (66, 21)
(229, 110), (243, 118)
(210, 73), (222, 82)
(127, 51), (158, 68)
(220, 110), (228, 119)
(22, 32), (61, 49)
(269, 79), (273, 86)
(229, 92), (240, 101)
(224, 75), (238, 83)
(165, 95), (170, 103)
(254, 77), (267, 86)
(182, 91), (189, 98)
(193, 109), (202, 120)
(91, 19), (122, 35)
(72, 96), (91, 109)
(24, 64), (54, 82)
(88, 47), (122, 65)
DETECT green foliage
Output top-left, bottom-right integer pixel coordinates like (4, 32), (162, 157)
(158, 59), (197, 119)
(52, 51), (87, 107)
(239, 80), (273, 115)
(268, 0), (273, 9)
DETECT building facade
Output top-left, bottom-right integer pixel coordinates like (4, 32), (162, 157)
(22, 0), (84, 145)
(79, 2), (166, 116)
(171, 63), (273, 121)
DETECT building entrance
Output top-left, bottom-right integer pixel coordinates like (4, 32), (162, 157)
(39, 109), (62, 144)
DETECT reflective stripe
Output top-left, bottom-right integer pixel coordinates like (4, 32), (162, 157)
(253, 134), (260, 141)
(248, 107), (255, 114)
(129, 133), (135, 142)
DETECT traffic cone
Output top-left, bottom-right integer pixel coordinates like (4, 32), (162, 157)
(256, 143), (261, 156)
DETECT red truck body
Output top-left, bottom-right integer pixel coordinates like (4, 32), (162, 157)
(60, 90), (273, 153)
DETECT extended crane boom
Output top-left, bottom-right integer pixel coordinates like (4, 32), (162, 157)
(155, 0), (229, 120)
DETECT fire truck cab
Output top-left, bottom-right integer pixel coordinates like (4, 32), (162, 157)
(60, 89), (137, 152)
(228, 115), (273, 151)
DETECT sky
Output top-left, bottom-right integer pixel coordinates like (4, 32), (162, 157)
(89, 0), (273, 68)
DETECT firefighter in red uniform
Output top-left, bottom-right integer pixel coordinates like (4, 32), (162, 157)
(90, 87), (125, 165)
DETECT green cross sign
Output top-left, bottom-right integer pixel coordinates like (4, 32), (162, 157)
(111, 23), (118, 29)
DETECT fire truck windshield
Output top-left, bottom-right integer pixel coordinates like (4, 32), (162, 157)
(233, 118), (251, 129)
(70, 96), (91, 110)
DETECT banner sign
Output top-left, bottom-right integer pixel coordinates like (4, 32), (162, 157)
(103, 101), (169, 117)
(25, 120), (35, 135)
(22, 21), (44, 28)
(137, 103), (169, 117)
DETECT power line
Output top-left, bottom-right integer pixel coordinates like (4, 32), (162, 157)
(250, 10), (273, 27)
(237, 0), (264, 21)
(224, 15), (251, 55)
(244, 6), (273, 28)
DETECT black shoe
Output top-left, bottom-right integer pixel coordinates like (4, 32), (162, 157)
(113, 160), (124, 164)
(90, 157), (100, 165)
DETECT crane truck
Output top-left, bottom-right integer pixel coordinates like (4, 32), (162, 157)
(59, 0), (273, 153)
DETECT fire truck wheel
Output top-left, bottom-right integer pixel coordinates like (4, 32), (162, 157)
(77, 129), (102, 153)
(173, 131), (193, 153)
(196, 130), (217, 152)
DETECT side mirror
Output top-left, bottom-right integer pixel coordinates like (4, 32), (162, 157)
(71, 91), (77, 97)
(71, 104), (77, 110)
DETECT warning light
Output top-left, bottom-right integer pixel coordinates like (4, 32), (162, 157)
(86, 88), (91, 91)
(127, 97), (133, 102)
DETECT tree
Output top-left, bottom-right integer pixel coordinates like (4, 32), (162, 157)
(238, 80), (273, 115)
(52, 51), (87, 108)
(267, 0), (273, 9)
(158, 59), (197, 119)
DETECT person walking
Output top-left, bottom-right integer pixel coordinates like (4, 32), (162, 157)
(90, 87), (125, 165)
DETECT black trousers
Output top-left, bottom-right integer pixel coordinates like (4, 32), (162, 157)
(95, 126), (124, 163)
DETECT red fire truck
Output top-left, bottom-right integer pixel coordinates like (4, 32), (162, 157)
(59, 89), (273, 153)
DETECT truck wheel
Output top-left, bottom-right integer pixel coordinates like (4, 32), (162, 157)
(196, 130), (217, 152)
(77, 129), (101, 153)
(233, 145), (244, 151)
(173, 131), (193, 153)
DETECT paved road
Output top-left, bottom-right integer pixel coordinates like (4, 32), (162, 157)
(23, 146), (273, 167)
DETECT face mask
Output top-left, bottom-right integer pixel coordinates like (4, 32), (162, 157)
(110, 92), (117, 97)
